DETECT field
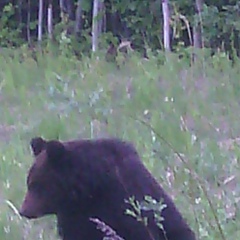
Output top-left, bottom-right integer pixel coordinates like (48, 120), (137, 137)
(0, 48), (239, 240)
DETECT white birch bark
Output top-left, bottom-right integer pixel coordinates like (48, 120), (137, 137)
(92, 0), (100, 52)
(38, 0), (43, 43)
(48, 3), (53, 40)
(162, 0), (171, 51)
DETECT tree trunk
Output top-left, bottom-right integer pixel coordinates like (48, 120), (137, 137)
(27, 0), (31, 44)
(18, 0), (23, 36)
(59, 0), (65, 21)
(193, 0), (203, 48)
(162, 0), (171, 51)
(48, 1), (53, 40)
(38, 0), (43, 44)
(59, 0), (74, 20)
(92, 0), (100, 52)
(65, 0), (74, 20)
(75, 0), (83, 35)
(98, 0), (106, 34)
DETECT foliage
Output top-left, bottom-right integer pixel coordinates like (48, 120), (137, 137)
(0, 1), (239, 57)
(125, 195), (167, 232)
(0, 3), (22, 47)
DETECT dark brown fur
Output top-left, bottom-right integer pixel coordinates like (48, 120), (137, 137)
(20, 137), (196, 240)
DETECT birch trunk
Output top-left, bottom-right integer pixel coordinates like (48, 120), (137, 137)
(48, 2), (53, 40)
(38, 0), (43, 44)
(92, 0), (99, 52)
(162, 0), (171, 51)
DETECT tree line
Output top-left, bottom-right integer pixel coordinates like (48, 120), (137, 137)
(0, 0), (239, 58)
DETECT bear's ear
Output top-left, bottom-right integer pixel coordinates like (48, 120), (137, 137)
(45, 140), (66, 165)
(30, 137), (47, 156)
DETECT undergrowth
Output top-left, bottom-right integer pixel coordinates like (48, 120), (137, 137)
(0, 47), (239, 239)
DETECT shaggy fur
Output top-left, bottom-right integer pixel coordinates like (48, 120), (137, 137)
(20, 137), (196, 240)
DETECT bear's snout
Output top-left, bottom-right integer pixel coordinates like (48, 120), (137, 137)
(19, 192), (43, 219)
(20, 201), (39, 219)
(19, 206), (38, 219)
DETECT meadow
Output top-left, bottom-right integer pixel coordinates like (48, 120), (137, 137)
(0, 48), (239, 240)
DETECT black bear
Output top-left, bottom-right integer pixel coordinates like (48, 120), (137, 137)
(20, 137), (196, 240)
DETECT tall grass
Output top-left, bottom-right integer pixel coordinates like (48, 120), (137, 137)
(0, 48), (239, 240)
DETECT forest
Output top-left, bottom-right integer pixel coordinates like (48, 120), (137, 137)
(0, 0), (240, 58)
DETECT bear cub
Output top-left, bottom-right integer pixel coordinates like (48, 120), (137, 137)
(20, 137), (196, 240)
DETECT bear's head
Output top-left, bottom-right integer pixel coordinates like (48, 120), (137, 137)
(20, 137), (72, 219)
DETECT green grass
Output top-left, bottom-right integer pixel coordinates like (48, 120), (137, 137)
(0, 48), (239, 240)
